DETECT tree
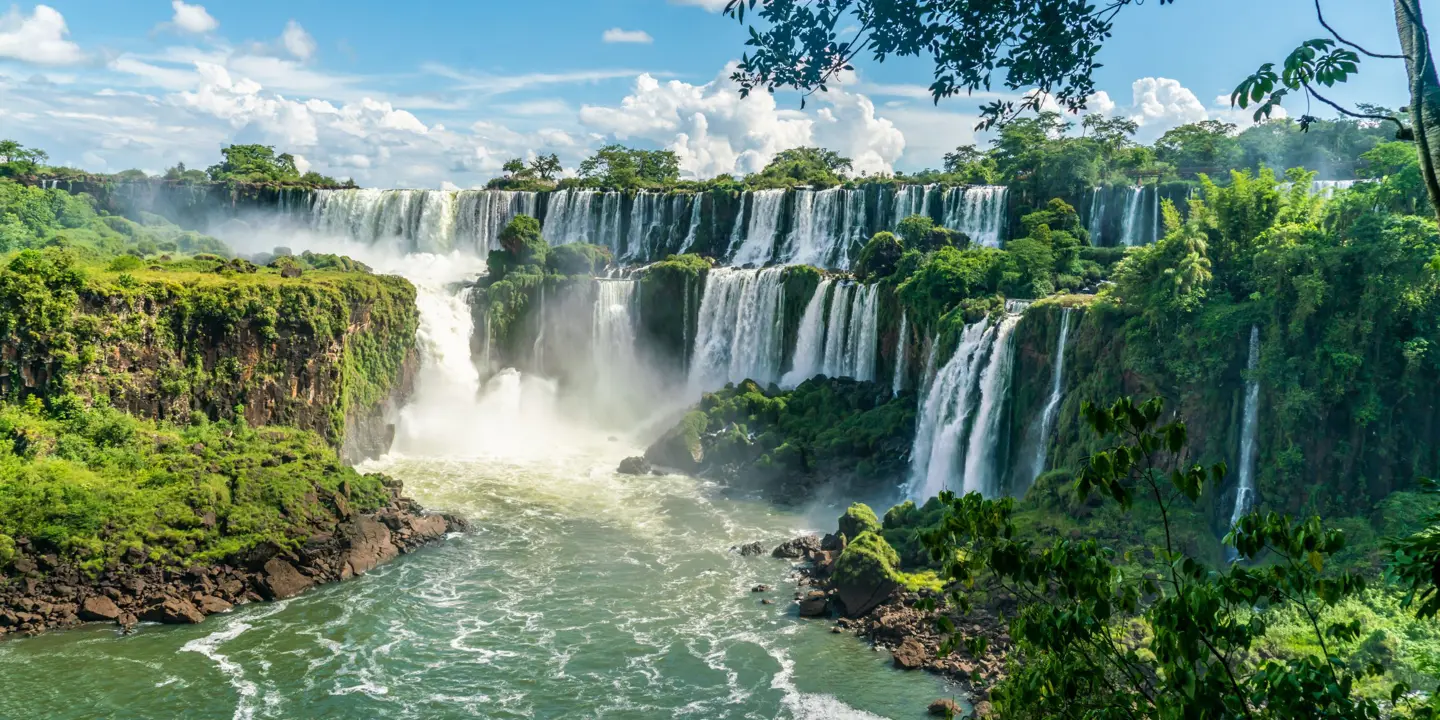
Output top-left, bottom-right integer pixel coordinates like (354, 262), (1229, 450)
(1155, 121), (1242, 177)
(497, 214), (547, 267)
(854, 231), (904, 280)
(578, 145), (680, 188)
(942, 145), (999, 185)
(206, 144), (302, 183)
(919, 396), (1433, 720)
(502, 158), (527, 177)
(722, 0), (1440, 221)
(0, 140), (48, 176)
(529, 153), (562, 181)
(753, 146), (853, 186)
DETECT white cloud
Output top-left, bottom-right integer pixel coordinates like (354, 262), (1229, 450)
(281, 20), (316, 61)
(0, 5), (84, 66)
(170, 1), (218, 34)
(669, 0), (730, 11)
(1082, 77), (1271, 142)
(579, 66), (903, 178)
(602, 28), (653, 44)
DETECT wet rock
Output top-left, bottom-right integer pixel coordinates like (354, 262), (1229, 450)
(79, 596), (123, 622)
(140, 596), (205, 624)
(797, 590), (829, 617)
(11, 557), (36, 574)
(257, 558), (313, 600)
(892, 637), (927, 670)
(340, 516), (399, 578)
(761, 598), (774, 605)
(195, 595), (233, 614)
(929, 698), (963, 717)
(821, 533), (845, 552)
(616, 456), (652, 476)
(771, 535), (821, 559)
(750, 584), (771, 593)
(736, 542), (765, 557)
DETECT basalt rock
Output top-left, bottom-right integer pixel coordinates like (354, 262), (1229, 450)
(736, 542), (765, 557)
(616, 456), (652, 476)
(0, 497), (465, 639)
(771, 535), (822, 559)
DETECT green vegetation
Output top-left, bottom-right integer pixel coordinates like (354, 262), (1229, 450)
(913, 398), (1440, 716)
(720, 0), (1440, 221)
(838, 502), (881, 541)
(833, 529), (942, 595)
(576, 145), (681, 190)
(0, 246), (417, 449)
(0, 399), (390, 573)
(0, 179), (230, 257)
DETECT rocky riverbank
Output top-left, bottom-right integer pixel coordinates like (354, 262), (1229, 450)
(765, 527), (1011, 717)
(0, 484), (465, 638)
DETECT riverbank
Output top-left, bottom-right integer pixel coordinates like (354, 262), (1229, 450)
(0, 483), (465, 638)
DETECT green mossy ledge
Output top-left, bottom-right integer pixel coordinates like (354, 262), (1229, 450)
(0, 248), (420, 462)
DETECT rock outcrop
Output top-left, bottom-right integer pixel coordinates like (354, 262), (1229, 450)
(0, 497), (464, 638)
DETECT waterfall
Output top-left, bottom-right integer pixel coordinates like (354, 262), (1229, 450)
(1120, 187), (1146, 247)
(908, 321), (995, 501)
(892, 184), (931, 226)
(1310, 179), (1358, 197)
(847, 284), (880, 381)
(730, 189), (786, 266)
(1086, 187), (1106, 246)
(959, 312), (1023, 496)
(820, 283), (855, 378)
(310, 188), (544, 257)
(591, 279), (640, 419)
(532, 283), (547, 371)
(1229, 325), (1262, 533)
(1025, 308), (1074, 486)
(543, 189), (597, 247)
(921, 334), (938, 391)
(679, 193), (702, 253)
(687, 267), (787, 392)
(781, 278), (833, 387)
(941, 186), (1008, 248)
(892, 311), (908, 396)
(786, 188), (843, 266)
(837, 188), (869, 269)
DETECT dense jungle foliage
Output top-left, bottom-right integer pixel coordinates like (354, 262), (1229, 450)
(0, 400), (391, 573)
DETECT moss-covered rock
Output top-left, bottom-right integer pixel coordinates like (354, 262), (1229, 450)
(0, 247), (418, 461)
(839, 502), (882, 541)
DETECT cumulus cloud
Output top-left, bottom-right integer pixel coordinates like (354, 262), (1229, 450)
(602, 28), (653, 44)
(579, 66), (904, 178)
(169, 1), (218, 34)
(1083, 77), (1272, 141)
(281, 20), (316, 61)
(0, 5), (84, 66)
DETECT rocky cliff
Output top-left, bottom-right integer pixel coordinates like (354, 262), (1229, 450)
(0, 249), (418, 462)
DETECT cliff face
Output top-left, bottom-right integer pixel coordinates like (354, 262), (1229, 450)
(0, 250), (418, 463)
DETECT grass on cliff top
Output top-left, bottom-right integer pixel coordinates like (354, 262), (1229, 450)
(0, 398), (392, 573)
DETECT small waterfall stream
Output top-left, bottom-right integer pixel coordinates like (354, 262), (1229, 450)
(781, 278), (833, 387)
(687, 267), (787, 392)
(1229, 325), (1262, 532)
(892, 311), (908, 396)
(1024, 307), (1074, 486)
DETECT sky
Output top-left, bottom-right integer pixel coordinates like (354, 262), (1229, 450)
(0, 0), (1427, 188)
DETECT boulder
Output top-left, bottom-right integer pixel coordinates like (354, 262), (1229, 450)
(837, 503), (882, 542)
(797, 590), (829, 617)
(195, 596), (233, 615)
(928, 698), (963, 717)
(643, 410), (708, 472)
(79, 596), (123, 622)
(401, 513), (450, 542)
(280, 266), (302, 279)
(616, 456), (652, 476)
(736, 542), (765, 557)
(340, 516), (399, 578)
(140, 596), (205, 624)
(831, 531), (901, 617)
(257, 558), (314, 600)
(892, 637), (927, 670)
(771, 535), (822, 559)
(750, 584), (771, 593)
(821, 533), (845, 552)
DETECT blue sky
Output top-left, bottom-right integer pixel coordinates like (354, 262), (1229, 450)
(0, 0), (1427, 187)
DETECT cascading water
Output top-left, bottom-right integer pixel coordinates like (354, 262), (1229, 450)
(781, 278), (833, 387)
(730, 189), (786, 266)
(311, 189), (540, 257)
(1229, 325), (1262, 536)
(543, 189), (598, 247)
(1025, 307), (1074, 486)
(590, 279), (641, 423)
(820, 283), (855, 378)
(1086, 187), (1107, 246)
(785, 188), (843, 266)
(846, 284), (880, 382)
(908, 321), (995, 502)
(941, 186), (1008, 248)
(687, 267), (787, 392)
(1120, 186), (1146, 247)
(892, 311), (908, 396)
(959, 311), (1023, 497)
(679, 193), (702, 253)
